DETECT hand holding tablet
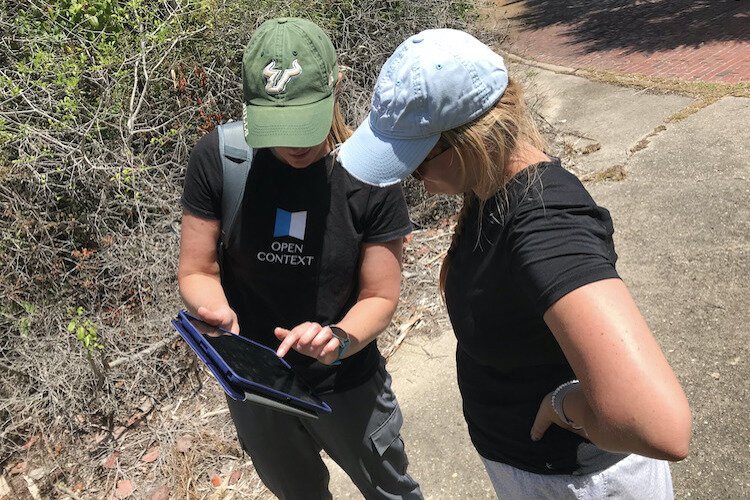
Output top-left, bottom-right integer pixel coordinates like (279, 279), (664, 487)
(171, 310), (331, 419)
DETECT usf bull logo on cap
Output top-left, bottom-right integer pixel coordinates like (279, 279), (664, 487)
(242, 18), (338, 148)
(263, 59), (302, 95)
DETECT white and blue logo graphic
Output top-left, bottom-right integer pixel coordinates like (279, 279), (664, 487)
(258, 208), (313, 266)
(273, 208), (307, 240)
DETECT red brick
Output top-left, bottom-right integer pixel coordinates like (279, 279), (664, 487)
(499, 0), (749, 83)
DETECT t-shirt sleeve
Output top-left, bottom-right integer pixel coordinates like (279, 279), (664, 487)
(181, 130), (222, 220)
(362, 183), (413, 243)
(507, 200), (620, 315)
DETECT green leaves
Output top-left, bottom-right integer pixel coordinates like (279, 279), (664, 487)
(60, 0), (120, 33)
(67, 306), (103, 352)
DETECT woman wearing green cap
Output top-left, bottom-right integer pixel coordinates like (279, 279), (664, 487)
(178, 18), (422, 499)
(339, 29), (691, 499)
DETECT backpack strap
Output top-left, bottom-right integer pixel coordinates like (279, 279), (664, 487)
(218, 121), (254, 251)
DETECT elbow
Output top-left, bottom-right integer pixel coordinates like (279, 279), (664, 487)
(650, 398), (693, 462)
(653, 412), (692, 462)
(663, 441), (690, 462)
(644, 432), (690, 462)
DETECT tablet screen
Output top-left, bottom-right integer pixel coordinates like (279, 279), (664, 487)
(186, 316), (321, 407)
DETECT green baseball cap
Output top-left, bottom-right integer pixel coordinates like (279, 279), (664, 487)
(242, 18), (338, 148)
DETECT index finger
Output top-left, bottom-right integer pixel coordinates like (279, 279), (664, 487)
(275, 327), (298, 357)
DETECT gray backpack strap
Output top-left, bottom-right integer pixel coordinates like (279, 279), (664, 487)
(218, 121), (254, 250)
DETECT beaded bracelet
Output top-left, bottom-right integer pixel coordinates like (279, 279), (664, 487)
(551, 379), (583, 430)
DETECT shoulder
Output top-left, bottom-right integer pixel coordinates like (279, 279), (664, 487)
(330, 159), (382, 198)
(191, 129), (220, 159)
(182, 129), (224, 220)
(507, 158), (602, 215)
(502, 159), (615, 242)
(330, 159), (411, 241)
(187, 129), (223, 179)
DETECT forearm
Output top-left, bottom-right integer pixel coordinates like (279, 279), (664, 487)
(335, 296), (397, 358)
(562, 385), (690, 461)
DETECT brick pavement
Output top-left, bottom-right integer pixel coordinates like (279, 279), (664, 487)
(495, 0), (749, 84)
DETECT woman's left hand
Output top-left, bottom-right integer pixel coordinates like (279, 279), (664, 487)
(274, 322), (341, 365)
(530, 392), (588, 442)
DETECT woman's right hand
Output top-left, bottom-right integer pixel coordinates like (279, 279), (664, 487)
(196, 305), (240, 334)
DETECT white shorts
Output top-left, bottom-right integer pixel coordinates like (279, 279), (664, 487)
(481, 453), (673, 500)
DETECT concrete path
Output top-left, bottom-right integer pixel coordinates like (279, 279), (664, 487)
(328, 65), (749, 499)
(586, 95), (749, 499)
(494, 0), (750, 84)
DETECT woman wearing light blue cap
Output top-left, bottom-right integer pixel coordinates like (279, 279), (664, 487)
(339, 29), (691, 499)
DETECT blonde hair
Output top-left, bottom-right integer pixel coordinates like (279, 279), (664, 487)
(326, 99), (352, 148)
(326, 67), (353, 149)
(438, 78), (546, 294)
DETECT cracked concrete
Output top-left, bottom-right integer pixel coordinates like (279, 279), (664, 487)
(520, 65), (695, 175)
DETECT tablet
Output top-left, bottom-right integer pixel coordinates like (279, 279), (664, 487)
(171, 316), (244, 401)
(175, 311), (331, 416)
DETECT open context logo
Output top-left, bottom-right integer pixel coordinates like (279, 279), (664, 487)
(273, 208), (306, 240)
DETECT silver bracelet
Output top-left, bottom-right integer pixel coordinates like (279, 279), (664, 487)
(551, 379), (583, 430)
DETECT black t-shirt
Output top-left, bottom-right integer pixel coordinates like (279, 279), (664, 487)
(181, 130), (412, 393)
(445, 158), (627, 475)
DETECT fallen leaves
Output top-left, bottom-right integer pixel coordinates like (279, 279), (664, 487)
(21, 435), (39, 450)
(146, 484), (170, 500)
(141, 447), (160, 463)
(113, 479), (134, 499)
(229, 469), (242, 486)
(101, 451), (120, 469)
(8, 461), (28, 475)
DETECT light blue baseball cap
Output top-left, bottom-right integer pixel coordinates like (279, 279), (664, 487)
(338, 29), (509, 187)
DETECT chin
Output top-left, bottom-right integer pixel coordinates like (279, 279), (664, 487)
(283, 155), (313, 168)
(288, 159), (310, 168)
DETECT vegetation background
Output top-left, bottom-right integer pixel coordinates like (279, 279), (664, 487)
(0, 0), (492, 497)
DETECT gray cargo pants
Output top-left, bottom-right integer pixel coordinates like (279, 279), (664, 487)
(226, 359), (423, 500)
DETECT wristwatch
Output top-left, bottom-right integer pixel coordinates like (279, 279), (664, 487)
(328, 325), (351, 366)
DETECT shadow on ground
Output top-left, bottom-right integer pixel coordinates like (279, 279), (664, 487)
(507, 0), (749, 54)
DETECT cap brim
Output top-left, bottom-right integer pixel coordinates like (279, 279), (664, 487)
(338, 118), (440, 187)
(244, 95), (334, 148)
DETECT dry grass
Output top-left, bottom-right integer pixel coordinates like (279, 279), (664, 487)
(578, 70), (748, 123)
(0, 223), (456, 500)
(580, 68), (750, 100)
(580, 165), (627, 183)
